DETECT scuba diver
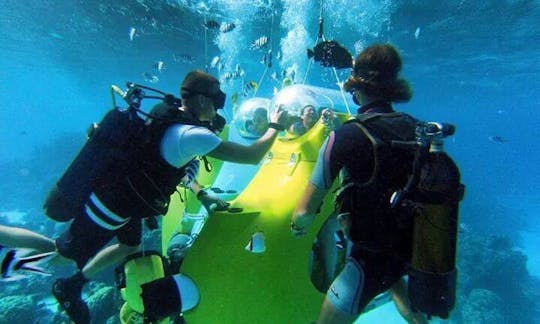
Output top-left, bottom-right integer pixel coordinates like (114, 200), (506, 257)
(291, 44), (462, 324)
(0, 70), (288, 324)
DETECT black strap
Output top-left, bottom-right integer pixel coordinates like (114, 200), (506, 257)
(268, 122), (284, 131)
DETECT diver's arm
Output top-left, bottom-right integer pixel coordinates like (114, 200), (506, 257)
(291, 182), (328, 235)
(207, 109), (287, 164)
(291, 135), (337, 235)
(207, 128), (279, 164)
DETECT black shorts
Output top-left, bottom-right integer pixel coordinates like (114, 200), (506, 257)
(55, 210), (142, 269)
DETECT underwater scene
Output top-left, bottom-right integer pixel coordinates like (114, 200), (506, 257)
(1, 0), (540, 323)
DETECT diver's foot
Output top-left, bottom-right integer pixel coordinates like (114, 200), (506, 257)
(52, 278), (90, 324)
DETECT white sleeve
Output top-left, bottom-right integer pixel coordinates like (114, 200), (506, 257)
(161, 124), (222, 168)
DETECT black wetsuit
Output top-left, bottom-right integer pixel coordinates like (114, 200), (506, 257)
(310, 103), (417, 313)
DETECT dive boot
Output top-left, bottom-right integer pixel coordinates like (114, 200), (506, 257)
(52, 277), (90, 324)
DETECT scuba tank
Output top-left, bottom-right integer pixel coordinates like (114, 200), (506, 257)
(115, 251), (200, 324)
(43, 83), (186, 222)
(44, 84), (147, 221)
(390, 122), (464, 319)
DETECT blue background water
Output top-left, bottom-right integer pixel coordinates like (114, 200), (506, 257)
(1, 0), (539, 323)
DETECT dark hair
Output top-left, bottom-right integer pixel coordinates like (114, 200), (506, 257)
(344, 44), (412, 102)
(301, 105), (316, 115)
(253, 107), (268, 118)
(181, 70), (220, 99)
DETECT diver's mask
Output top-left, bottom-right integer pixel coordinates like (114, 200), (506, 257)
(343, 76), (362, 106)
(181, 87), (226, 110)
(350, 89), (361, 106)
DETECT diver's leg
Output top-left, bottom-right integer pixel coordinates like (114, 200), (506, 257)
(82, 216), (141, 278)
(317, 296), (356, 324)
(316, 260), (364, 324)
(0, 224), (55, 252)
(81, 242), (140, 279)
(390, 278), (429, 324)
(53, 214), (122, 324)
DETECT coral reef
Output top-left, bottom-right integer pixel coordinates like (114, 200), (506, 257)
(87, 282), (121, 323)
(456, 234), (540, 323)
(0, 278), (124, 323)
(0, 294), (53, 324)
(460, 289), (504, 324)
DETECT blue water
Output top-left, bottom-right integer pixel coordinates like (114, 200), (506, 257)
(1, 1), (540, 323)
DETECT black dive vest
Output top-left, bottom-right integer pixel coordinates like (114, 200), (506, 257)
(335, 112), (418, 255)
(90, 107), (202, 220)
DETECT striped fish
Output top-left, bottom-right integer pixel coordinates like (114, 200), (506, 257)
(250, 36), (268, 50)
(220, 22), (236, 33)
(0, 245), (55, 281)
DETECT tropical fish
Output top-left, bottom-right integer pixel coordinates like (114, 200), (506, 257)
(267, 49), (273, 68)
(154, 60), (165, 72)
(49, 32), (64, 40)
(210, 56), (220, 69)
(223, 71), (236, 81)
(231, 93), (239, 107)
(283, 66), (296, 81)
(173, 53), (195, 64)
(270, 71), (279, 82)
(260, 54), (268, 66)
(204, 20), (220, 30)
(414, 27), (421, 40)
(488, 135), (506, 143)
(143, 72), (159, 84)
(129, 27), (137, 41)
(0, 246), (55, 281)
(307, 40), (353, 69)
(243, 80), (258, 96)
(219, 22), (236, 33)
(222, 65), (245, 81)
(250, 36), (268, 50)
(245, 231), (266, 253)
(276, 51), (282, 61)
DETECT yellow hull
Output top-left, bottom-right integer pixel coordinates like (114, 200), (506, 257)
(178, 120), (343, 323)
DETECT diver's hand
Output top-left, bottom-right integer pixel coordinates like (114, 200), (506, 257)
(270, 106), (288, 129)
(290, 212), (315, 237)
(321, 108), (335, 122)
(321, 108), (337, 130)
(197, 190), (230, 214)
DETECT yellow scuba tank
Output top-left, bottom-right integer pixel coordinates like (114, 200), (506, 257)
(116, 251), (201, 324)
(408, 151), (463, 319)
(117, 252), (167, 315)
(390, 122), (464, 319)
